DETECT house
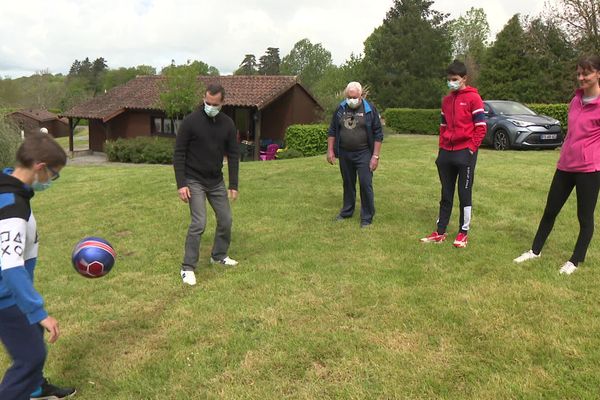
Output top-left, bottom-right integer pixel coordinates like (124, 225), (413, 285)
(7, 109), (69, 138)
(61, 75), (323, 160)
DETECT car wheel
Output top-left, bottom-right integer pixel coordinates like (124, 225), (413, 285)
(493, 129), (510, 150)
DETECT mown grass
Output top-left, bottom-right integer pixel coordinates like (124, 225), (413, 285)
(2, 134), (599, 399)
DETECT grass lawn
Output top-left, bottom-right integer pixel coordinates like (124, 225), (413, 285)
(2, 134), (600, 399)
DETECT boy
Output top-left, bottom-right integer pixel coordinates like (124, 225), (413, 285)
(420, 60), (486, 248)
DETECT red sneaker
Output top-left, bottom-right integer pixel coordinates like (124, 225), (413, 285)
(453, 232), (468, 248)
(420, 231), (447, 243)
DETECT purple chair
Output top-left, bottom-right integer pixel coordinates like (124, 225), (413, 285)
(260, 144), (279, 161)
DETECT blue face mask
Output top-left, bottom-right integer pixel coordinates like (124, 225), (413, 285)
(204, 102), (221, 117)
(31, 172), (52, 192)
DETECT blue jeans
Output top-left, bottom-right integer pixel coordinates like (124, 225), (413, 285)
(0, 305), (46, 400)
(338, 149), (375, 224)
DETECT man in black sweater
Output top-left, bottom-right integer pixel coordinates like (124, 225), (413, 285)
(173, 84), (240, 286)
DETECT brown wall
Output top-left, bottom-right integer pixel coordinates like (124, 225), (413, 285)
(107, 111), (152, 140)
(7, 114), (69, 138)
(89, 119), (106, 152)
(261, 85), (321, 142)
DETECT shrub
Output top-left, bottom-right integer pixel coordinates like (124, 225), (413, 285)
(0, 119), (21, 169)
(285, 124), (328, 157)
(527, 104), (568, 132)
(276, 148), (304, 160)
(105, 137), (175, 164)
(383, 108), (439, 135)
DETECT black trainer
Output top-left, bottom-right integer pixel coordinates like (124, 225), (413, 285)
(30, 378), (76, 399)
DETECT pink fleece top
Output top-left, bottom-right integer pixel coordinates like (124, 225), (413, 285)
(557, 89), (600, 173)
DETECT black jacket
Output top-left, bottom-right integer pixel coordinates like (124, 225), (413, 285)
(173, 108), (240, 190)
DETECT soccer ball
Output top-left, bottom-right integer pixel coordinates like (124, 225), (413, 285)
(71, 237), (116, 278)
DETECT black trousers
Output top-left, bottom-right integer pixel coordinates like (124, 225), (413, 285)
(532, 169), (600, 265)
(338, 148), (375, 223)
(435, 148), (478, 235)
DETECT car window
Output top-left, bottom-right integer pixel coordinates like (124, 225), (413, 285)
(489, 102), (536, 116)
(484, 103), (491, 113)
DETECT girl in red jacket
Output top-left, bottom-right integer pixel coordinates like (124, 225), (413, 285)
(514, 55), (600, 275)
(421, 60), (486, 248)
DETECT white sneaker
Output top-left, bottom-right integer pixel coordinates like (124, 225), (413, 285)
(513, 250), (540, 263)
(210, 256), (239, 266)
(181, 270), (197, 285)
(559, 261), (577, 275)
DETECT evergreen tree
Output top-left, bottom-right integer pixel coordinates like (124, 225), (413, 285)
(258, 47), (281, 75)
(235, 54), (258, 75)
(362, 0), (452, 108)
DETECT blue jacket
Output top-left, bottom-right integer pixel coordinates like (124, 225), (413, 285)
(327, 99), (384, 157)
(0, 168), (47, 324)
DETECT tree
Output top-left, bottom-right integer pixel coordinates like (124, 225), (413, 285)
(258, 47), (281, 75)
(362, 0), (452, 109)
(449, 7), (490, 85)
(103, 65), (156, 91)
(159, 61), (203, 119)
(162, 60), (219, 76)
(235, 54), (258, 75)
(477, 14), (574, 103)
(548, 0), (600, 53)
(312, 54), (367, 117)
(522, 17), (576, 102)
(280, 39), (333, 89)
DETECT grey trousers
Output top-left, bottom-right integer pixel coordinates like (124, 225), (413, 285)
(182, 179), (232, 271)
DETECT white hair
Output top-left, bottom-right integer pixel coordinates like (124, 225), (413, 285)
(40, 127), (49, 134)
(345, 81), (363, 96)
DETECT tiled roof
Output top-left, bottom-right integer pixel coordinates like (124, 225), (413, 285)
(62, 75), (321, 120)
(9, 109), (61, 122)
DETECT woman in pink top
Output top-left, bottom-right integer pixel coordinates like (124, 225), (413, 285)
(514, 55), (600, 275)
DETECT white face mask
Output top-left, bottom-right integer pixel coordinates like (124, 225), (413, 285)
(204, 102), (221, 117)
(447, 80), (462, 91)
(347, 98), (361, 109)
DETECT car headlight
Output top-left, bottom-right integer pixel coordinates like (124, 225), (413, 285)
(507, 119), (534, 127)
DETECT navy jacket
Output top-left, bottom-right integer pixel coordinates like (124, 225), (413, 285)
(327, 99), (383, 157)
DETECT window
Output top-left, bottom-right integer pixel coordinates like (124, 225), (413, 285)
(151, 116), (183, 135)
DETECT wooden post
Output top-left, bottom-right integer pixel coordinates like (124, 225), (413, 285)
(68, 118), (75, 154)
(253, 109), (261, 161)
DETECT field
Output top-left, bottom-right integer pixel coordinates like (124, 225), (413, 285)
(2, 134), (599, 399)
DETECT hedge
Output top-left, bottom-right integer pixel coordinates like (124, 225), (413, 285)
(0, 119), (21, 169)
(526, 104), (568, 131)
(285, 124), (328, 157)
(105, 137), (175, 164)
(383, 108), (439, 135)
(384, 104), (569, 135)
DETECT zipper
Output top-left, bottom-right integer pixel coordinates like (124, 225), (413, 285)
(449, 92), (457, 150)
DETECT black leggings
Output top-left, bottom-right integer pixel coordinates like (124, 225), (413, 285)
(532, 169), (600, 265)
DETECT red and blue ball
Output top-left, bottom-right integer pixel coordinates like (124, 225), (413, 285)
(71, 237), (116, 278)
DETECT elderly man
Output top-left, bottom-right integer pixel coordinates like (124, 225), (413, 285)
(327, 82), (383, 228)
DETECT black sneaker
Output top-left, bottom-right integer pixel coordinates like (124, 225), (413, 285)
(30, 378), (76, 399)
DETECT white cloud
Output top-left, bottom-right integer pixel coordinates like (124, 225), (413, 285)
(0, 0), (547, 78)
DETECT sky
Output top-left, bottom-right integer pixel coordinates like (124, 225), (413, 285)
(0, 0), (547, 78)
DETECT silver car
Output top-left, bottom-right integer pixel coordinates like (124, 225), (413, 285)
(482, 100), (563, 150)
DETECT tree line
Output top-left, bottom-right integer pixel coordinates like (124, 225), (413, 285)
(0, 0), (598, 115)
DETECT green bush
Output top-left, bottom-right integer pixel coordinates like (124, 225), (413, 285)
(527, 104), (568, 132)
(285, 124), (328, 157)
(105, 137), (175, 164)
(383, 108), (439, 135)
(276, 148), (304, 160)
(0, 119), (21, 169)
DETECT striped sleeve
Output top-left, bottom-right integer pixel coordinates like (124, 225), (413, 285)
(0, 217), (47, 324)
(471, 99), (487, 149)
